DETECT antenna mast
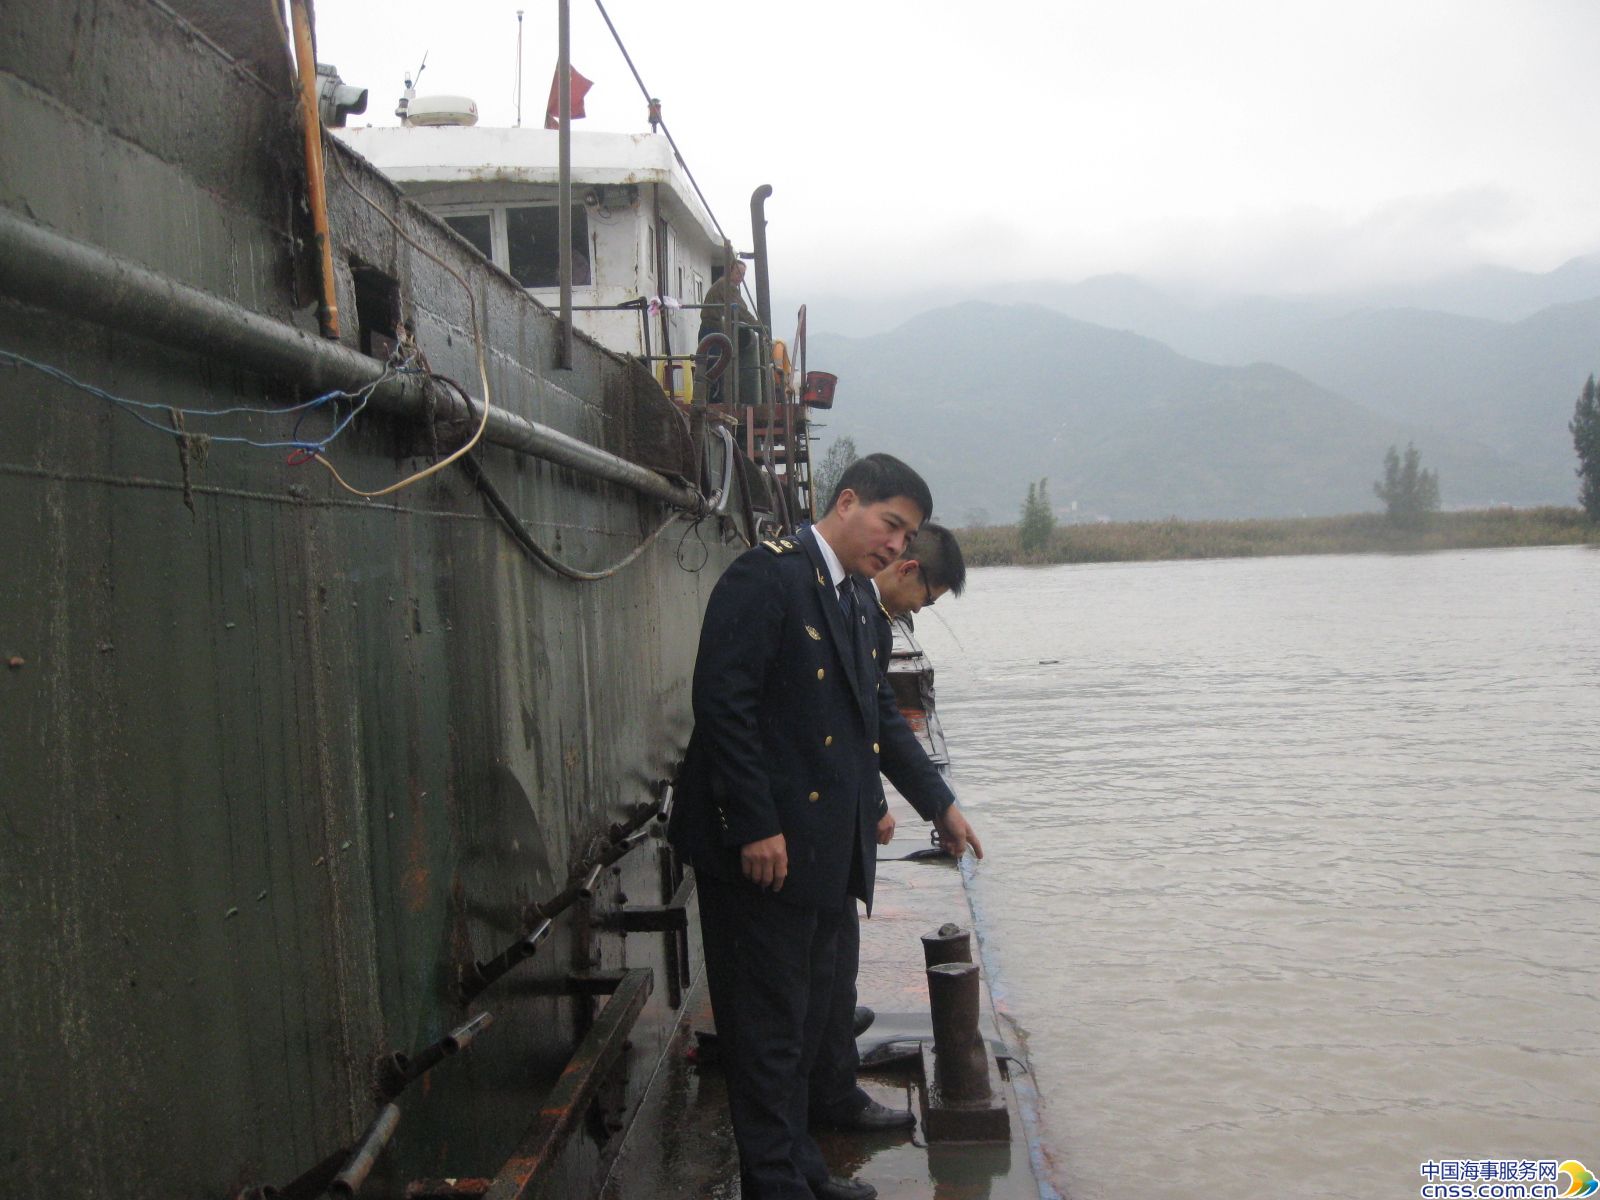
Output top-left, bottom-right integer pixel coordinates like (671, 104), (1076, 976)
(514, 10), (525, 127)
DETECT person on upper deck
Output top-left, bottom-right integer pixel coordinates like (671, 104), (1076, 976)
(699, 258), (756, 336)
(696, 259), (760, 403)
(668, 455), (982, 1200)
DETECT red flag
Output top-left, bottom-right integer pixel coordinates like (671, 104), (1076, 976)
(545, 66), (593, 129)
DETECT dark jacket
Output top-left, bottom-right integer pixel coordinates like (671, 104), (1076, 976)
(669, 526), (953, 911)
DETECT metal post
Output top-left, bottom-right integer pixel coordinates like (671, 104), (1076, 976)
(921, 922), (973, 969)
(557, 0), (573, 369)
(926, 962), (991, 1104)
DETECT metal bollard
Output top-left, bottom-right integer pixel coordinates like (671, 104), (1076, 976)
(926, 962), (991, 1104)
(921, 921), (972, 969)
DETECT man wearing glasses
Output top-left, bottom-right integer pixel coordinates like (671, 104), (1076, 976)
(808, 522), (970, 1134)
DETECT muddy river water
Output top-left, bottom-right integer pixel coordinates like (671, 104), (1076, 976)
(915, 544), (1599, 1199)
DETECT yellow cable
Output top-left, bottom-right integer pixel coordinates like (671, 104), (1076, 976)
(317, 148), (493, 498)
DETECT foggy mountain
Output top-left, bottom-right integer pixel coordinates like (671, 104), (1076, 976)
(778, 252), (1600, 340)
(807, 303), (1562, 523)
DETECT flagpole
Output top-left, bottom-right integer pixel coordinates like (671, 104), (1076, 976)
(557, 0), (573, 369)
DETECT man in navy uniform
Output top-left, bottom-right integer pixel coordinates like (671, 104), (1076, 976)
(808, 522), (968, 1134)
(669, 455), (982, 1200)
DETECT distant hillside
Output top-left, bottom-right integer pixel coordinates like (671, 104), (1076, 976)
(779, 253), (1600, 340)
(809, 302), (1548, 523)
(1227, 299), (1599, 494)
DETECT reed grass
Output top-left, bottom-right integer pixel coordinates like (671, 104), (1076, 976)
(955, 507), (1600, 566)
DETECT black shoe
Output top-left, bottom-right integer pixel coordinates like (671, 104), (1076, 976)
(812, 1176), (877, 1200)
(815, 1098), (916, 1133)
(852, 1006), (875, 1037)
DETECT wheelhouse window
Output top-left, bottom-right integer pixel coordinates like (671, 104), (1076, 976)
(442, 212), (493, 261)
(505, 204), (590, 288)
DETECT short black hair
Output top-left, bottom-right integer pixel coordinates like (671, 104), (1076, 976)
(826, 452), (933, 524)
(907, 522), (966, 597)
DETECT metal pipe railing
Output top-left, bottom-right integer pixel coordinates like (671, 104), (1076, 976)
(0, 209), (705, 513)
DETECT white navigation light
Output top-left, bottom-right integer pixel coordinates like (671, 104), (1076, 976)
(405, 96), (480, 128)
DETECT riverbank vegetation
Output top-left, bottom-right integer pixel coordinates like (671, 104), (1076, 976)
(955, 507), (1600, 566)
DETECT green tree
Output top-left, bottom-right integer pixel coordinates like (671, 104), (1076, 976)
(1019, 476), (1056, 553)
(1572, 375), (1600, 521)
(813, 435), (858, 511)
(1374, 443), (1440, 528)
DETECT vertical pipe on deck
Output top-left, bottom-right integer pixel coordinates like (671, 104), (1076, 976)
(722, 240), (741, 418)
(288, 0), (339, 338)
(749, 185), (773, 333)
(557, 0), (574, 369)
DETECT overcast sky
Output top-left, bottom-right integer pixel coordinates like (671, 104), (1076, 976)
(315, 0), (1600, 300)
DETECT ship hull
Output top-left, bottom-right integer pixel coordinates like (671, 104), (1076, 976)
(0, 2), (750, 1195)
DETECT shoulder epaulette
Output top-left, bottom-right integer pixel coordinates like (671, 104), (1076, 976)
(877, 598), (892, 621)
(760, 537), (801, 555)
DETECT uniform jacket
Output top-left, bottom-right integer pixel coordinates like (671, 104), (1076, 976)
(669, 525), (954, 911)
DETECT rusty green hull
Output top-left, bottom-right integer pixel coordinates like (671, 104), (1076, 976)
(0, 3), (755, 1195)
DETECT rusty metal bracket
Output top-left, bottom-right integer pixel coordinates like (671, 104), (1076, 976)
(598, 899), (687, 933)
(601, 868), (692, 933)
(483, 968), (654, 1200)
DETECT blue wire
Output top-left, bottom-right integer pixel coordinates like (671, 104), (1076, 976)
(0, 347), (411, 454)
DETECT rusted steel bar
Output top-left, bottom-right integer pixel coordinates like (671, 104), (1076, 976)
(521, 829), (648, 927)
(927, 962), (991, 1104)
(461, 919), (553, 1004)
(921, 922), (973, 969)
(471, 828), (652, 1002)
(378, 1012), (496, 1100)
(288, 0), (339, 338)
(608, 797), (661, 842)
(483, 969), (654, 1200)
(329, 1103), (402, 1197)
